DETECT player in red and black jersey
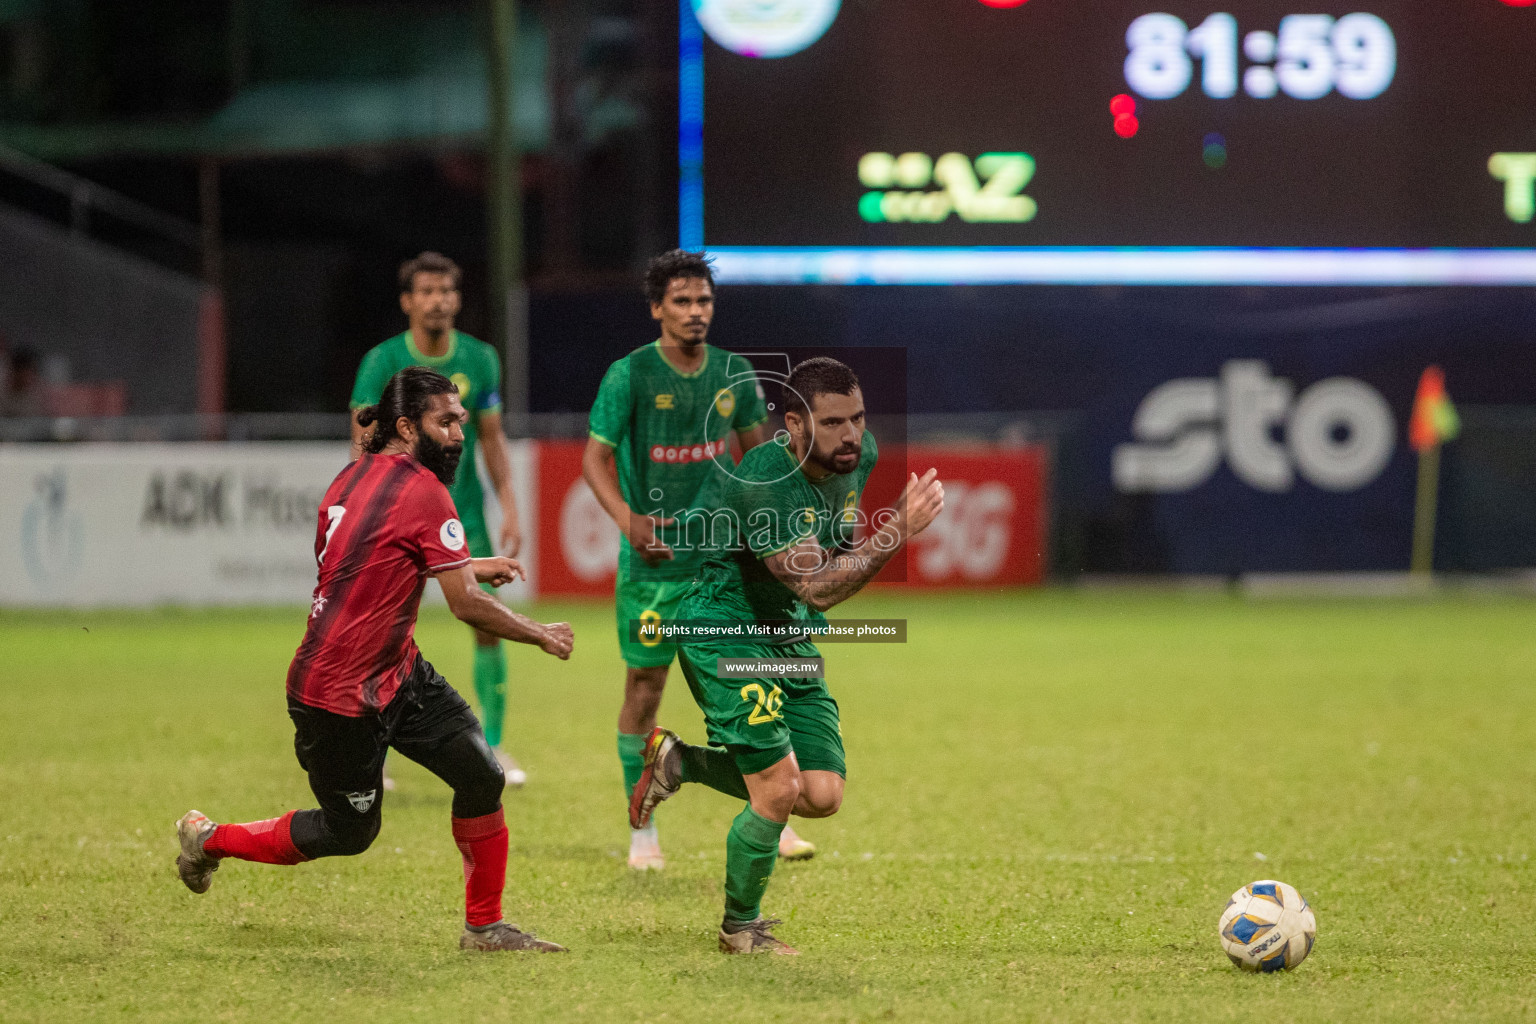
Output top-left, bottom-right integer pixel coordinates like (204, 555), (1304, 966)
(174, 366), (575, 953)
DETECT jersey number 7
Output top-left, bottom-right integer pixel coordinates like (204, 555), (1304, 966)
(320, 505), (346, 564)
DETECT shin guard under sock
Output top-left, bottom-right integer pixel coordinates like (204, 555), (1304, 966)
(452, 807), (508, 927)
(205, 811), (308, 865)
(723, 805), (785, 924)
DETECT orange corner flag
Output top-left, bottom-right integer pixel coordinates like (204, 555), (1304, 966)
(1409, 366), (1460, 453)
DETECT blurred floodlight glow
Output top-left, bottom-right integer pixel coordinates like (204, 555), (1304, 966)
(692, 0), (841, 58)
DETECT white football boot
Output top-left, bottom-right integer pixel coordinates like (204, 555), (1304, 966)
(494, 748), (527, 788)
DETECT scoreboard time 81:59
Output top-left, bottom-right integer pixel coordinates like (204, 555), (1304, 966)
(1125, 12), (1396, 101)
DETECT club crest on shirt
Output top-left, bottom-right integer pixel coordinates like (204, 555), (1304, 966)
(450, 372), (472, 403)
(440, 518), (466, 550)
(714, 387), (736, 418)
(346, 790), (377, 813)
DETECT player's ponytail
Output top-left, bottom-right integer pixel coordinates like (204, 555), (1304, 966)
(359, 366), (459, 454)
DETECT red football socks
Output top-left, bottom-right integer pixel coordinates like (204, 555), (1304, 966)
(452, 808), (508, 927)
(201, 808), (507, 924)
(204, 810), (308, 866)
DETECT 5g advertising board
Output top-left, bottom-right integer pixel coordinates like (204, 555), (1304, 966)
(533, 440), (1049, 597)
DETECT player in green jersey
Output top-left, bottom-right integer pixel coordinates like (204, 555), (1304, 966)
(581, 249), (815, 870)
(627, 357), (946, 953)
(350, 252), (527, 789)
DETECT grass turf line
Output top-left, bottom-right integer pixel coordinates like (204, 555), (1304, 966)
(1, 591), (1533, 1022)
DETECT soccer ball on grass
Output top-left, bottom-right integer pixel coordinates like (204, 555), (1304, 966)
(1218, 880), (1316, 972)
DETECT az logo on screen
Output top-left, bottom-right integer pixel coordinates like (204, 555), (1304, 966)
(693, 0), (840, 58)
(859, 152), (1037, 224)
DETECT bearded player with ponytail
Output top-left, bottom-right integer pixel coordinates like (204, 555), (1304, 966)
(174, 366), (574, 953)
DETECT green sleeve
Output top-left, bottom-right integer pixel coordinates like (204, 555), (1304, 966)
(732, 377), (769, 432)
(349, 345), (395, 410)
(588, 357), (631, 448)
(476, 343), (503, 413)
(859, 430), (879, 487)
(730, 455), (815, 559)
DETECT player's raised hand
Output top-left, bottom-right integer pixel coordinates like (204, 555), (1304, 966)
(473, 556), (526, 587)
(626, 512), (676, 565)
(896, 468), (945, 538)
(539, 622), (575, 660)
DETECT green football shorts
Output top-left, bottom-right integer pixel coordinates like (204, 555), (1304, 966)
(458, 503), (501, 597)
(676, 639), (846, 778)
(614, 578), (695, 668)
(460, 502), (493, 560)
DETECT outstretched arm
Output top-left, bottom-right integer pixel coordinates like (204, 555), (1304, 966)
(760, 469), (945, 613)
(435, 564), (573, 658)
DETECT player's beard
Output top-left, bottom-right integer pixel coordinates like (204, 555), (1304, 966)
(808, 439), (861, 476)
(415, 432), (463, 485)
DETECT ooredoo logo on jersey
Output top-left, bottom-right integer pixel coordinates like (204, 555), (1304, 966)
(650, 439), (729, 464)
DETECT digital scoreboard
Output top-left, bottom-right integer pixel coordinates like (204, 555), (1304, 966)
(680, 0), (1536, 284)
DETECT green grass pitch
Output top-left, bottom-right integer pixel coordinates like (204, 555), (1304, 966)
(2, 590), (1534, 1022)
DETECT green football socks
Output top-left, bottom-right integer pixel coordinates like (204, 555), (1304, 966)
(724, 805), (786, 924)
(678, 741), (750, 800)
(473, 642), (507, 749)
(618, 731), (647, 800)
